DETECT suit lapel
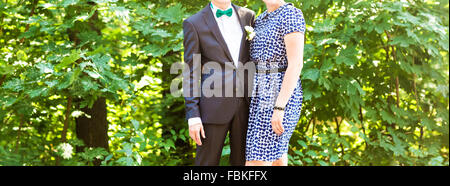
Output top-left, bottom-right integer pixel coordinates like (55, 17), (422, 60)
(202, 3), (234, 63)
(232, 4), (248, 66)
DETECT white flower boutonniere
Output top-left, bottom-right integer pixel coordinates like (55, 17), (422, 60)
(245, 26), (256, 41)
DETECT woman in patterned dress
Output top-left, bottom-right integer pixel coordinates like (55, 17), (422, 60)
(245, 0), (306, 166)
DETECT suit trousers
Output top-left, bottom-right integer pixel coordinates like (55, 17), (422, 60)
(194, 98), (249, 166)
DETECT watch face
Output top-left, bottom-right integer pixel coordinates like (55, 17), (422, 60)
(274, 106), (285, 111)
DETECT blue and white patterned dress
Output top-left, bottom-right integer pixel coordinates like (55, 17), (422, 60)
(246, 3), (306, 162)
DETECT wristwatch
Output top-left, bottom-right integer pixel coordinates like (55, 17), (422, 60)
(274, 106), (285, 111)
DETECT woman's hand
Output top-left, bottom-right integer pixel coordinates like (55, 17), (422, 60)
(271, 110), (285, 136)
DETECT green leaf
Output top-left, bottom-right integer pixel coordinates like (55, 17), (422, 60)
(297, 140), (308, 148)
(320, 59), (334, 72)
(2, 78), (23, 91)
(18, 25), (39, 39)
(80, 77), (99, 91)
(122, 143), (133, 156)
(143, 44), (171, 57)
(302, 68), (320, 81)
(114, 133), (127, 138)
(57, 72), (73, 90)
(397, 11), (421, 25)
(383, 2), (403, 12)
(179, 134), (186, 141)
(336, 45), (358, 66)
(162, 139), (175, 151)
(79, 61), (96, 71)
(110, 6), (130, 23)
(390, 35), (414, 47)
(156, 4), (185, 23)
(36, 63), (54, 74)
(56, 50), (81, 71)
(318, 160), (328, 166)
(346, 80), (358, 95)
(294, 150), (304, 157)
(350, 126), (359, 133)
(429, 156), (444, 166)
(131, 119), (140, 130)
(380, 110), (396, 124)
(104, 154), (113, 162)
(27, 87), (48, 98)
(133, 20), (155, 36)
(131, 137), (143, 143)
(2, 97), (17, 107)
(343, 154), (350, 161)
(17, 50), (28, 61)
(306, 150), (317, 157)
(0, 65), (14, 75)
(313, 18), (335, 33)
(374, 21), (391, 34)
(317, 38), (338, 46)
(302, 81), (321, 101)
(303, 157), (313, 163)
(295, 160), (303, 165)
(150, 29), (172, 38)
(318, 76), (332, 90)
(91, 0), (118, 3)
(303, 0), (321, 9)
(70, 67), (82, 85)
(61, 0), (79, 7)
(330, 154), (339, 163)
(422, 117), (436, 130)
(85, 70), (101, 79)
(91, 54), (111, 71)
(78, 31), (101, 43)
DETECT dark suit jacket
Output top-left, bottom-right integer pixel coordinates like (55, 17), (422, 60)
(183, 3), (255, 124)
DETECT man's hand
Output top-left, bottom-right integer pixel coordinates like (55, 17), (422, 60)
(189, 123), (206, 146)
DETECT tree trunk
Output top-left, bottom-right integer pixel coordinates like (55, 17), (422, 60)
(64, 1), (108, 166)
(75, 97), (109, 166)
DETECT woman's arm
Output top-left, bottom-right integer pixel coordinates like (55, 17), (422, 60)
(271, 32), (304, 136)
(276, 32), (304, 107)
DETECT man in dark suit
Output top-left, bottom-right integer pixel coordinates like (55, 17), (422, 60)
(183, 0), (255, 166)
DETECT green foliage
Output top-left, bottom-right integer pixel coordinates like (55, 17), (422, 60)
(0, 0), (448, 166)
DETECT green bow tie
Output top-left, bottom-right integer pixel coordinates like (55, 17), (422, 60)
(216, 8), (233, 18)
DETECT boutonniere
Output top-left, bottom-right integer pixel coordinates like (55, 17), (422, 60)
(245, 26), (256, 41)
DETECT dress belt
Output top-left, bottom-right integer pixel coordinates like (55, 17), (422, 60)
(256, 66), (287, 74)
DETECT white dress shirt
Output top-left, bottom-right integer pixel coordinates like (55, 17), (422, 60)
(211, 3), (243, 67)
(188, 2), (244, 126)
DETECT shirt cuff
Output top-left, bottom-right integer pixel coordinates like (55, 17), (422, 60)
(188, 117), (202, 126)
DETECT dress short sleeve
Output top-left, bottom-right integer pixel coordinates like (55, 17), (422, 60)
(282, 7), (306, 37)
